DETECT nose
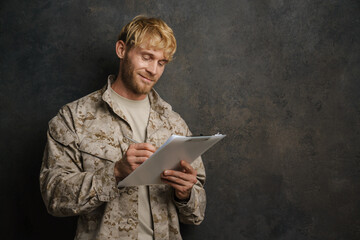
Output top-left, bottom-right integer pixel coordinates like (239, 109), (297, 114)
(146, 61), (157, 75)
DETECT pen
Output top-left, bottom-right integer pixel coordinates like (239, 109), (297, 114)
(125, 135), (140, 144)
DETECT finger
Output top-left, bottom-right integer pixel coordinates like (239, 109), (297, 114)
(161, 178), (193, 199)
(180, 160), (197, 175)
(133, 149), (154, 158)
(132, 143), (156, 152)
(127, 147), (154, 158)
(127, 156), (147, 164)
(162, 170), (197, 184)
(164, 168), (196, 179)
(161, 173), (189, 186)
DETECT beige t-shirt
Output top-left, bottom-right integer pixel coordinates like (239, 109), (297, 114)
(110, 87), (153, 239)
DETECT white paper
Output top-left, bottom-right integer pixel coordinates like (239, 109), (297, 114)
(118, 134), (226, 187)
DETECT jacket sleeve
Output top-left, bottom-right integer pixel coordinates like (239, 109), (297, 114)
(39, 109), (119, 217)
(173, 156), (206, 225)
(171, 121), (206, 225)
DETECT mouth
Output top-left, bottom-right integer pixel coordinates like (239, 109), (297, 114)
(138, 74), (154, 83)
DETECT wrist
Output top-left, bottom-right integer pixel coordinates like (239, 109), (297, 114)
(175, 192), (190, 203)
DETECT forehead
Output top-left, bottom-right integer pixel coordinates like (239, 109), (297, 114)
(136, 35), (169, 59)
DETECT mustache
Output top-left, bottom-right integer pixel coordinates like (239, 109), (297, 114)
(139, 73), (155, 81)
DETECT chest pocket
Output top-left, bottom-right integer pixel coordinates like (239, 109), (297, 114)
(79, 137), (122, 171)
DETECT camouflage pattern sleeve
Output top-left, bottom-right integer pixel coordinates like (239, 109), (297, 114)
(173, 156), (206, 225)
(39, 107), (119, 217)
(170, 117), (207, 225)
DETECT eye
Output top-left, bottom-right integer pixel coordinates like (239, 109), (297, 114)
(158, 60), (167, 67)
(142, 55), (150, 60)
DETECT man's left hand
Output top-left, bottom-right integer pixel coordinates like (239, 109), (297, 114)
(161, 160), (197, 201)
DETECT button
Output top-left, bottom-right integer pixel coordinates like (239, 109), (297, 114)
(127, 218), (135, 225)
(127, 188), (134, 195)
(132, 209), (137, 216)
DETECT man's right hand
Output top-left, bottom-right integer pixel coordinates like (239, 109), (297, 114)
(114, 143), (156, 183)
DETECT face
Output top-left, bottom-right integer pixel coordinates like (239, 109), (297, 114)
(119, 42), (168, 97)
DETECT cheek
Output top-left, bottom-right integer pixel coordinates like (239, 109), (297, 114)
(135, 62), (148, 71)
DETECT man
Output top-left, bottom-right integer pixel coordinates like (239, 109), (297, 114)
(40, 16), (206, 240)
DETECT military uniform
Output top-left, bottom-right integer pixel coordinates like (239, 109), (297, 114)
(40, 75), (206, 240)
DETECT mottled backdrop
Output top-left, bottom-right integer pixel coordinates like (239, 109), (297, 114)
(0, 0), (359, 239)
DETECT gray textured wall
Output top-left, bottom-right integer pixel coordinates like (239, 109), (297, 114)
(1, 0), (359, 239)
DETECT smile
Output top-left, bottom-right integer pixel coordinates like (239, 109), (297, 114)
(139, 74), (154, 83)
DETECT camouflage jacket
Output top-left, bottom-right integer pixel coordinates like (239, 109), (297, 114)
(40, 76), (206, 240)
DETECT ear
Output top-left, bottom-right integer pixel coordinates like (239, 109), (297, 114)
(116, 40), (126, 59)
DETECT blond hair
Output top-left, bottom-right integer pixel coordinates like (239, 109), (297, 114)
(118, 15), (177, 61)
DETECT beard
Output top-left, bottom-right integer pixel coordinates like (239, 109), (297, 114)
(120, 54), (157, 95)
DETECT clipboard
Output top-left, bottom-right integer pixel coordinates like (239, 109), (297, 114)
(117, 133), (226, 187)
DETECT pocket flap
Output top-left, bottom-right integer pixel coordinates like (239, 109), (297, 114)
(79, 137), (121, 162)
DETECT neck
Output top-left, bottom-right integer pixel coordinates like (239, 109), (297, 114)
(112, 74), (148, 101)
